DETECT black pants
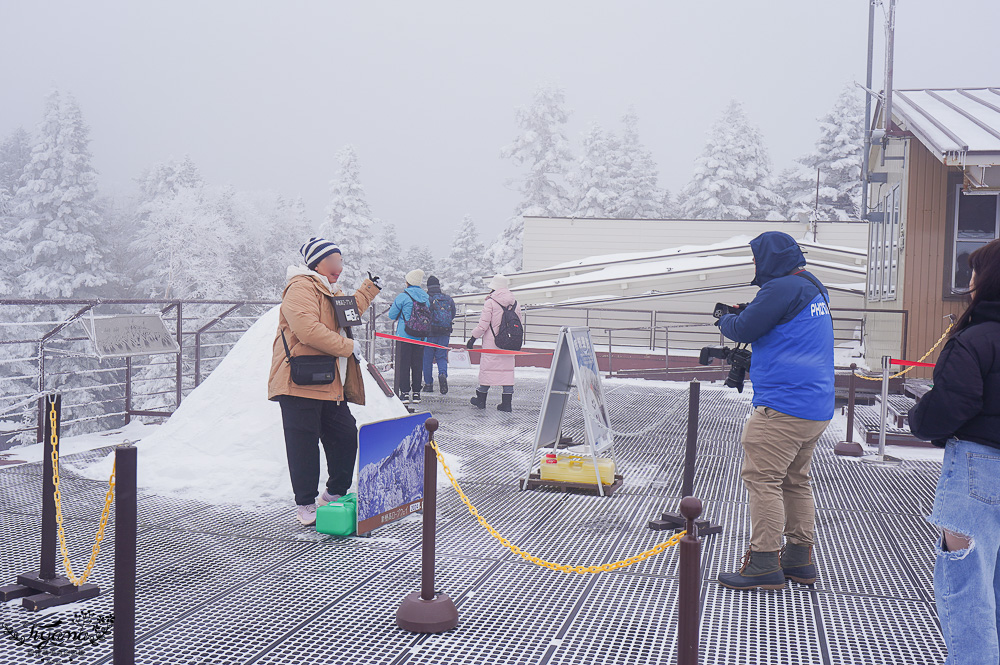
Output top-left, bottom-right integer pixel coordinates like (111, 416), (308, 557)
(396, 340), (425, 393)
(277, 395), (358, 506)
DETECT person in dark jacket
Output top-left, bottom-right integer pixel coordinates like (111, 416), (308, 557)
(909, 239), (1000, 663)
(422, 275), (457, 394)
(715, 231), (834, 591)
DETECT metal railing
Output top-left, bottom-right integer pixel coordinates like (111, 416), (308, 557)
(0, 299), (278, 449)
(1, 297), (909, 449)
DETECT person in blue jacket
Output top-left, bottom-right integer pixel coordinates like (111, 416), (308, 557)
(715, 231), (834, 591)
(387, 269), (430, 404)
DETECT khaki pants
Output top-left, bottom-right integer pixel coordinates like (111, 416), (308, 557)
(740, 406), (830, 552)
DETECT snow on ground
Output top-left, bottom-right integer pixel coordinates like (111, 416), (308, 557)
(7, 420), (158, 463)
(68, 306), (423, 507)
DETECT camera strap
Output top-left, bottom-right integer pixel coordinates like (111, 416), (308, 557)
(793, 271), (829, 308)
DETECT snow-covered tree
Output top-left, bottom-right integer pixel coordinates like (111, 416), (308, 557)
(370, 222), (403, 301)
(4, 91), (110, 297)
(95, 194), (144, 297)
(501, 85), (575, 218)
(321, 145), (381, 290)
(569, 123), (619, 218)
(488, 85), (575, 273)
(131, 157), (231, 299)
(0, 127), (31, 212)
(609, 108), (665, 219)
(484, 217), (524, 275)
(678, 100), (784, 221)
(0, 128), (33, 294)
(785, 85), (865, 221)
(441, 215), (488, 293)
(402, 244), (434, 287)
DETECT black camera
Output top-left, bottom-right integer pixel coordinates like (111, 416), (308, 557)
(698, 344), (752, 392)
(712, 302), (749, 319)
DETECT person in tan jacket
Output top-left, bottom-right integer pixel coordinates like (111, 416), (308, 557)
(268, 237), (381, 526)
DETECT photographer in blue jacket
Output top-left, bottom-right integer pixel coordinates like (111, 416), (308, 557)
(715, 231), (834, 591)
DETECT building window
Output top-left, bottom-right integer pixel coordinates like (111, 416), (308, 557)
(887, 185), (900, 300)
(867, 184), (900, 302)
(952, 186), (999, 292)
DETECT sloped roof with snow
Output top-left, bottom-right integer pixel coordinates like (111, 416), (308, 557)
(887, 88), (1000, 163)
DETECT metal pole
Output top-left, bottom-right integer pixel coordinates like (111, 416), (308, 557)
(664, 327), (670, 371)
(846, 364), (857, 444)
(878, 355), (890, 457)
(36, 343), (45, 443)
(607, 330), (613, 378)
(39, 393), (58, 580)
(175, 302), (183, 408)
(420, 423), (437, 602)
(194, 332), (201, 387)
(113, 444), (137, 665)
(835, 363), (864, 457)
(396, 418), (458, 633)
(677, 496), (703, 665)
(864, 355), (901, 464)
(884, 0), (896, 140)
(861, 0), (875, 218)
(124, 357), (132, 425)
(681, 381), (700, 498)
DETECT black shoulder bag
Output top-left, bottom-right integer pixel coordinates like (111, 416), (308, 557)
(280, 329), (337, 385)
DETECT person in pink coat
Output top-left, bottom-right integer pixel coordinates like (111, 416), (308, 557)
(467, 274), (522, 412)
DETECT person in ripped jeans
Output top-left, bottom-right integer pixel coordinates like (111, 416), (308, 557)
(910, 239), (1000, 665)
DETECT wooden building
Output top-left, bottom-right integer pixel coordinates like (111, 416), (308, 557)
(866, 88), (1000, 376)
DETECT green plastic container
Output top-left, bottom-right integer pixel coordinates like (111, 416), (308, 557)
(315, 493), (357, 536)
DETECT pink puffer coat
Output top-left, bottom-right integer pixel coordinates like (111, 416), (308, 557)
(470, 288), (522, 386)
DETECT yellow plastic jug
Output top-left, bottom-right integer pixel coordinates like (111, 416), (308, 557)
(539, 455), (616, 486)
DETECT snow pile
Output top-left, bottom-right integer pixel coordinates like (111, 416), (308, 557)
(70, 306), (409, 506)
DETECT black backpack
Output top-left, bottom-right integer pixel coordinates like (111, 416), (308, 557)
(491, 300), (523, 351)
(402, 292), (433, 337)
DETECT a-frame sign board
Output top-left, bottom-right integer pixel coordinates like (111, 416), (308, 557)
(521, 327), (622, 496)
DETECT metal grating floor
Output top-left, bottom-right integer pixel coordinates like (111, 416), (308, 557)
(0, 370), (947, 664)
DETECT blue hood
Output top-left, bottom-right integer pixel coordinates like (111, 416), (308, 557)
(750, 232), (806, 286)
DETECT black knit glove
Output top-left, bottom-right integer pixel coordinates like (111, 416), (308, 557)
(466, 336), (476, 349)
(367, 271), (382, 290)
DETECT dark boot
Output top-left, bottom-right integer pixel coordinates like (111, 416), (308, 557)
(718, 549), (786, 590)
(470, 390), (487, 409)
(439, 375), (448, 395)
(422, 383), (434, 393)
(781, 543), (817, 584)
(497, 392), (513, 412)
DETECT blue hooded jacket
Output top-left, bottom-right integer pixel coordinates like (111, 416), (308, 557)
(387, 285), (431, 340)
(718, 231), (834, 421)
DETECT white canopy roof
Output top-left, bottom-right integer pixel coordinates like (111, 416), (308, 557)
(889, 88), (1000, 165)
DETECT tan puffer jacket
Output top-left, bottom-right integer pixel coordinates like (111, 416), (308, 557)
(268, 267), (380, 404)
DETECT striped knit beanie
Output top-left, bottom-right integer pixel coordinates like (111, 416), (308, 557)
(300, 237), (341, 271)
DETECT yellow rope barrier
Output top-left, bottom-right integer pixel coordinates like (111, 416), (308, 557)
(430, 440), (685, 573)
(49, 398), (116, 586)
(853, 321), (954, 381)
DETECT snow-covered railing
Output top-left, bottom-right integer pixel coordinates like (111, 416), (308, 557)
(0, 298), (279, 450)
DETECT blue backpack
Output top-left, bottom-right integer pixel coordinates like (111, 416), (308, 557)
(429, 293), (455, 335)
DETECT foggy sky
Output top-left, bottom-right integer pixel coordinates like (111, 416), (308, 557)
(2, 0), (998, 256)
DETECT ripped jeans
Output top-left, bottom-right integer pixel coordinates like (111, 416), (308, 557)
(930, 438), (1000, 664)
